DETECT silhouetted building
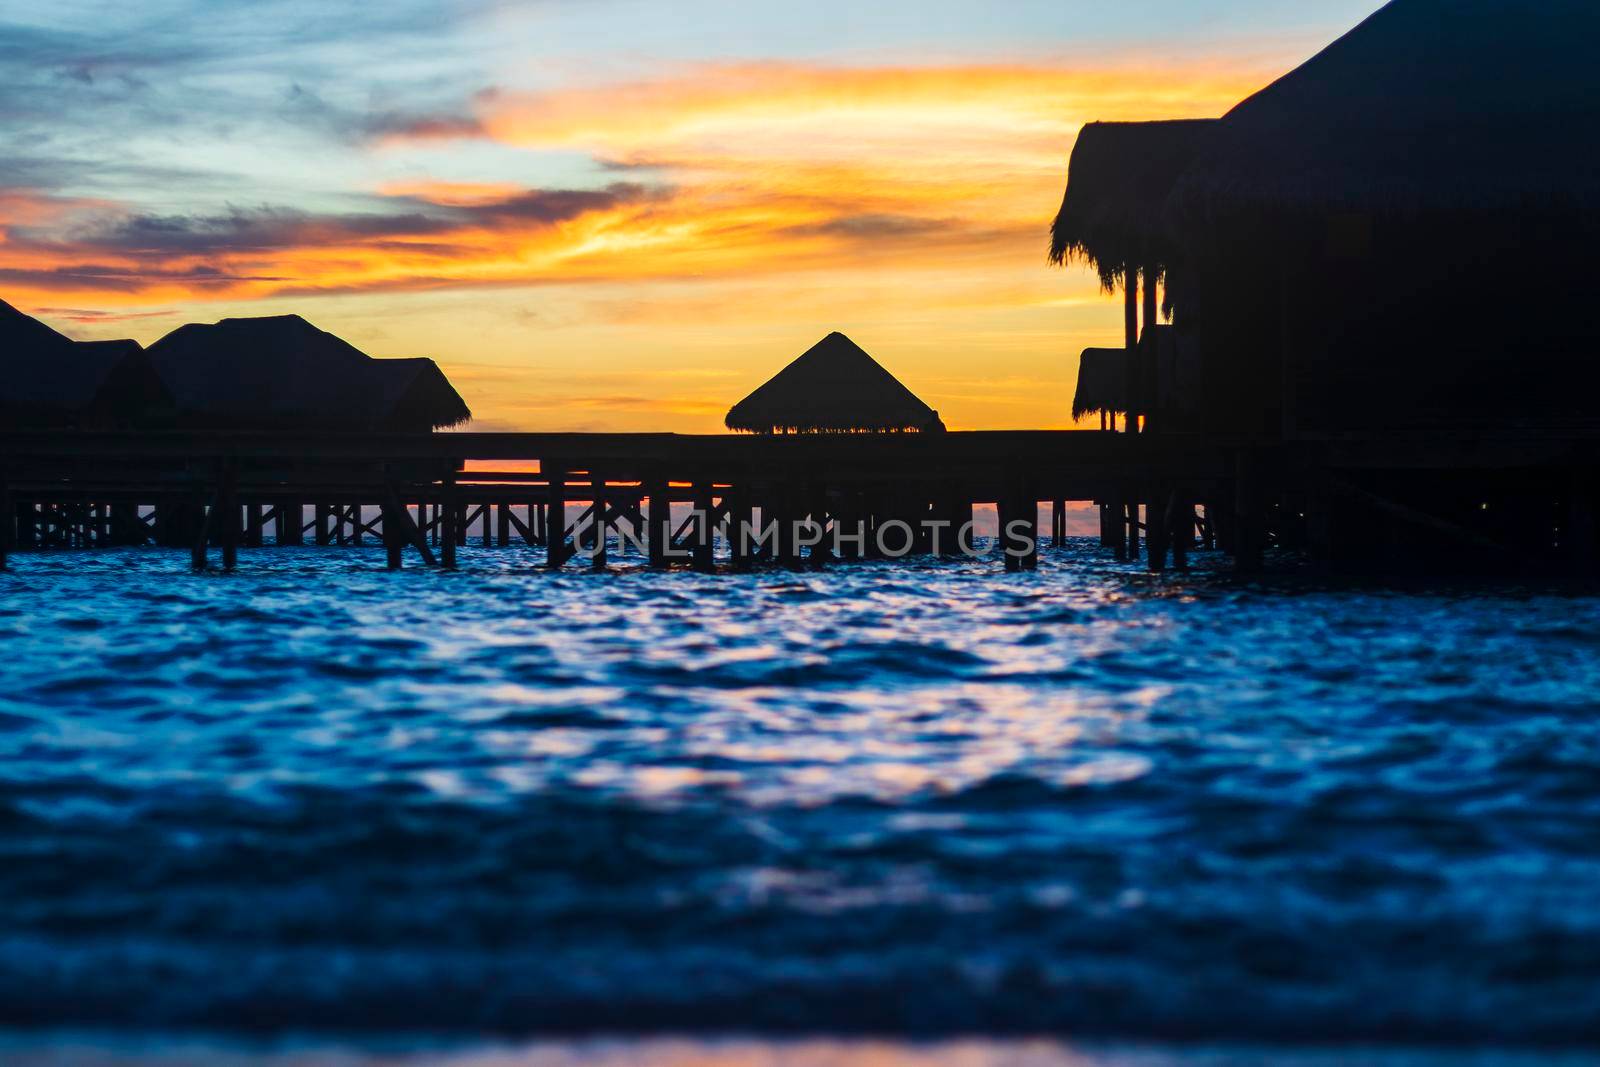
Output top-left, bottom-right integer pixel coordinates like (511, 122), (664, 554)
(1, 299), (171, 428)
(1052, 0), (1600, 438)
(725, 331), (943, 433)
(146, 314), (470, 432)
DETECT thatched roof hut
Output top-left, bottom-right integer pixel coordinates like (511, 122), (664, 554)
(1170, 0), (1600, 225)
(726, 332), (943, 434)
(1071, 348), (1127, 420)
(1, 299), (170, 427)
(1049, 120), (1217, 288)
(146, 314), (470, 432)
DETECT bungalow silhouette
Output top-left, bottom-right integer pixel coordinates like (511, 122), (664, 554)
(1051, 0), (1600, 438)
(726, 332), (943, 434)
(145, 314), (470, 432)
(1, 299), (170, 428)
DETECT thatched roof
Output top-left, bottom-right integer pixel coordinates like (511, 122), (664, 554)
(1072, 348), (1127, 419)
(1049, 120), (1217, 287)
(146, 314), (470, 432)
(1, 298), (169, 426)
(725, 332), (942, 433)
(1172, 0), (1600, 222)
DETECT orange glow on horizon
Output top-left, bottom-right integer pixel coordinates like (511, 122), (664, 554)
(1, 55), (1279, 432)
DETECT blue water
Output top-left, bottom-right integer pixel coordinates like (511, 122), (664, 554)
(2, 543), (1600, 1046)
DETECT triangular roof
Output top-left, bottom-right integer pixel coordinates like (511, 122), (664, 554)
(145, 314), (470, 431)
(725, 332), (940, 433)
(1172, 0), (1600, 219)
(0, 298), (161, 422)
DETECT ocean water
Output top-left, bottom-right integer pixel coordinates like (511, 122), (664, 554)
(2, 542), (1600, 1052)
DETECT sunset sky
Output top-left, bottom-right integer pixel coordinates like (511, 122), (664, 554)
(1, 0), (1382, 431)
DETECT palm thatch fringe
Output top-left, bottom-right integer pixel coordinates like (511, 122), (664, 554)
(1048, 119), (1217, 289)
(1072, 348), (1128, 419)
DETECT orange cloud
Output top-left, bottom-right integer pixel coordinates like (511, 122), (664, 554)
(1, 57), (1268, 306)
(2, 54), (1280, 431)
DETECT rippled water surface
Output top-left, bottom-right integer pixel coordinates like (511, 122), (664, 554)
(3, 543), (1600, 1046)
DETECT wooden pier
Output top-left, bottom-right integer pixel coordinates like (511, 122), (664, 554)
(0, 430), (1237, 574)
(4, 429), (1598, 576)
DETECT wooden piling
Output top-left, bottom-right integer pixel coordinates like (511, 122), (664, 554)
(218, 465), (239, 572)
(245, 503), (264, 548)
(590, 475), (609, 570)
(0, 468), (11, 571)
(1234, 451), (1263, 573)
(440, 473), (458, 569)
(545, 467), (566, 570)
(692, 481), (715, 572)
(1568, 467), (1598, 578)
(646, 480), (669, 567)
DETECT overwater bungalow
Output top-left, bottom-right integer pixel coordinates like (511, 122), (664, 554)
(726, 331), (944, 434)
(1051, 0), (1600, 566)
(1, 299), (171, 428)
(1054, 0), (1600, 440)
(146, 314), (470, 433)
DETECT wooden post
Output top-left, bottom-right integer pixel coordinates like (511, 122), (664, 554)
(16, 501), (36, 550)
(1569, 468), (1598, 578)
(1234, 451), (1262, 573)
(1172, 500), (1191, 572)
(0, 467), (11, 571)
(284, 503), (305, 546)
(384, 500), (404, 570)
(498, 501), (512, 547)
(440, 472), (458, 569)
(692, 481), (715, 572)
(646, 480), (669, 567)
(1143, 263), (1159, 434)
(545, 466), (566, 570)
(1147, 489), (1172, 573)
(590, 475), (609, 570)
(245, 502), (264, 548)
(1124, 266), (1140, 435)
(219, 464), (238, 572)
(191, 484), (213, 572)
(730, 483), (754, 571)
(1024, 495), (1039, 570)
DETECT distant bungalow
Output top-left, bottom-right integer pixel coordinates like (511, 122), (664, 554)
(1051, 0), (1600, 439)
(3, 303), (470, 433)
(726, 331), (943, 434)
(1, 298), (170, 428)
(146, 314), (470, 433)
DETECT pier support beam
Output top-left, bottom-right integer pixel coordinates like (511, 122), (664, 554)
(692, 481), (715, 572)
(219, 465), (239, 572)
(589, 475), (609, 570)
(545, 467), (567, 570)
(646, 480), (669, 568)
(1234, 452), (1263, 574)
(0, 469), (11, 571)
(440, 473), (458, 569)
